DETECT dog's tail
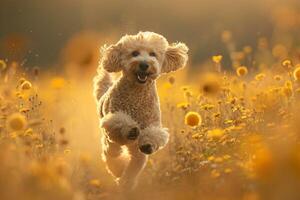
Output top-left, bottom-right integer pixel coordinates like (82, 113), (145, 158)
(93, 66), (112, 102)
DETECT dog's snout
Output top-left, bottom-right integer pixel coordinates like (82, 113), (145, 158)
(139, 62), (149, 71)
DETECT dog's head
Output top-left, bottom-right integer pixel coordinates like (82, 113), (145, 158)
(100, 32), (188, 84)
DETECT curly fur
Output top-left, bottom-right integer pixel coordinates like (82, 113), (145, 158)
(93, 31), (188, 190)
(100, 111), (139, 144)
(138, 126), (169, 152)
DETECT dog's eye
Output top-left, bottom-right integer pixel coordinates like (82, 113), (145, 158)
(131, 50), (140, 57)
(149, 52), (156, 57)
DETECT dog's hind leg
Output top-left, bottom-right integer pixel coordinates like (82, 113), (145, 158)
(118, 145), (148, 190)
(102, 136), (127, 178)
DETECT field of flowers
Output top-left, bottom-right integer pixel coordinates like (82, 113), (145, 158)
(1, 31), (300, 200)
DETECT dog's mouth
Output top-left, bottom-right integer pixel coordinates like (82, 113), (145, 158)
(136, 72), (149, 84)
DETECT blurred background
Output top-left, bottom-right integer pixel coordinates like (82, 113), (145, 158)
(1, 0), (300, 76)
(1, 1), (300, 200)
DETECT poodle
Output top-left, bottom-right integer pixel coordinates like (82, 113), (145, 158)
(93, 31), (188, 190)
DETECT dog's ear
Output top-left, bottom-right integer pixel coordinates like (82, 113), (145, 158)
(100, 44), (122, 73)
(161, 42), (188, 73)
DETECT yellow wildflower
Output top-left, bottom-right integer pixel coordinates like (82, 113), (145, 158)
(293, 66), (300, 81)
(24, 128), (33, 136)
(236, 66), (248, 77)
(18, 78), (26, 85)
(185, 111), (202, 127)
(6, 113), (27, 131)
(212, 55), (223, 64)
(207, 129), (224, 139)
(281, 59), (292, 69)
(255, 73), (265, 81)
(20, 81), (32, 90)
(285, 80), (292, 89)
(191, 133), (202, 139)
(177, 102), (190, 109)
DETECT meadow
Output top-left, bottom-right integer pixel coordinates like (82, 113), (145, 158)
(1, 30), (300, 200)
(1, 1), (300, 199)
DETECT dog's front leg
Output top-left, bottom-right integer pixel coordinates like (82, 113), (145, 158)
(100, 111), (140, 145)
(118, 145), (148, 190)
(138, 126), (169, 154)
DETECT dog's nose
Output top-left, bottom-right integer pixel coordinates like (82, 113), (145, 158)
(139, 62), (149, 71)
(139, 144), (153, 154)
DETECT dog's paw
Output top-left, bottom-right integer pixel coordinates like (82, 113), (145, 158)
(138, 126), (169, 155)
(100, 112), (140, 144)
(127, 127), (140, 140)
(139, 143), (154, 154)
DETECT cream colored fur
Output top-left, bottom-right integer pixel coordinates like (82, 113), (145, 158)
(93, 31), (188, 190)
